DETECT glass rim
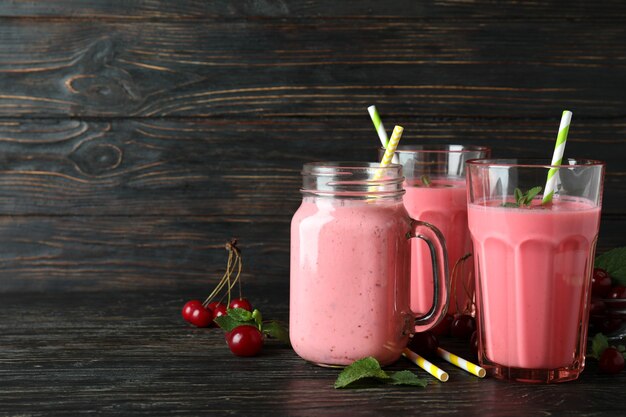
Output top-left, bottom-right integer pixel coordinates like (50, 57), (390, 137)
(466, 158), (605, 169)
(302, 161), (403, 173)
(387, 144), (490, 154)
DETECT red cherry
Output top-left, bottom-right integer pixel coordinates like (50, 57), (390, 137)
(207, 301), (221, 311)
(182, 300), (213, 327)
(213, 303), (228, 318)
(589, 298), (607, 317)
(226, 325), (264, 357)
(182, 300), (204, 322)
(599, 347), (625, 374)
(229, 298), (253, 311)
(592, 268), (612, 297)
(431, 314), (454, 337)
(451, 314), (476, 339)
(607, 285), (626, 300)
(407, 331), (439, 357)
(190, 306), (213, 327)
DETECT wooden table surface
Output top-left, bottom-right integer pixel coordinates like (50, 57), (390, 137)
(1, 283), (625, 416)
(1, 1), (626, 415)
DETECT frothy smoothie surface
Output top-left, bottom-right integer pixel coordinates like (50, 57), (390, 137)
(290, 198), (412, 366)
(468, 197), (601, 369)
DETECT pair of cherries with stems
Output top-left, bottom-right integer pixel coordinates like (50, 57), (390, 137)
(182, 239), (290, 357)
(182, 239), (262, 357)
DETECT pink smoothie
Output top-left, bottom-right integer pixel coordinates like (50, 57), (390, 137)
(290, 198), (412, 366)
(468, 198), (601, 369)
(404, 179), (470, 315)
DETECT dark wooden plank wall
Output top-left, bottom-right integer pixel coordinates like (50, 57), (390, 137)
(1, 1), (625, 291)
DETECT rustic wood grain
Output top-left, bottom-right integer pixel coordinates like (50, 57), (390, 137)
(0, 215), (289, 291)
(0, 21), (625, 118)
(1, 0), (626, 20)
(0, 288), (624, 416)
(1, 118), (625, 217)
(0, 214), (621, 291)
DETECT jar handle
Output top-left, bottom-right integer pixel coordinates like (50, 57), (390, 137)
(407, 219), (450, 332)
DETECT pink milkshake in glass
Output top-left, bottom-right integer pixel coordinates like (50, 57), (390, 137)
(382, 145), (490, 316)
(467, 159), (604, 383)
(290, 162), (450, 367)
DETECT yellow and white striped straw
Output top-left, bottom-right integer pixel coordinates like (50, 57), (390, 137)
(403, 348), (449, 382)
(542, 110), (572, 204)
(372, 125), (404, 181)
(368, 105), (389, 148)
(436, 347), (486, 378)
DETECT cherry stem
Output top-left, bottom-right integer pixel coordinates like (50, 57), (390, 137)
(202, 239), (243, 307)
(225, 252), (243, 304)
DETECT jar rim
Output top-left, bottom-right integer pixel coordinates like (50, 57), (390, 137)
(302, 161), (403, 173)
(301, 162), (405, 199)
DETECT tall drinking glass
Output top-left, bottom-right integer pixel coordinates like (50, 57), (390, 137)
(381, 145), (490, 316)
(467, 158), (605, 383)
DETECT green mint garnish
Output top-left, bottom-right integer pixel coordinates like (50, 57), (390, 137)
(388, 370), (429, 387)
(590, 333), (609, 360)
(595, 247), (626, 285)
(502, 186), (542, 208)
(421, 175), (432, 187)
(252, 309), (263, 328)
(262, 321), (291, 345)
(227, 307), (254, 322)
(334, 357), (427, 389)
(214, 308), (290, 346)
(334, 357), (390, 388)
(213, 308), (256, 332)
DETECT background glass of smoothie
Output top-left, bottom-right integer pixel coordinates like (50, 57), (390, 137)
(290, 162), (450, 367)
(467, 158), (604, 383)
(379, 145), (490, 316)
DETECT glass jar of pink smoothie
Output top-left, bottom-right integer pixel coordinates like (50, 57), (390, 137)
(290, 162), (450, 367)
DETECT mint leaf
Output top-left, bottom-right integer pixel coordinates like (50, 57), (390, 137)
(595, 247), (626, 285)
(252, 309), (263, 329)
(421, 175), (432, 187)
(334, 357), (390, 388)
(227, 307), (253, 322)
(502, 186), (543, 208)
(262, 321), (290, 345)
(590, 333), (609, 359)
(523, 186), (542, 205)
(388, 370), (428, 387)
(213, 315), (256, 332)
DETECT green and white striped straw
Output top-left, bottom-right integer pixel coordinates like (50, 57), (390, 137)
(368, 105), (389, 148)
(542, 110), (573, 204)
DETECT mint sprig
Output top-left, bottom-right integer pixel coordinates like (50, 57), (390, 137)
(388, 370), (429, 386)
(420, 175), (432, 187)
(213, 308), (290, 346)
(595, 247), (626, 285)
(590, 333), (610, 360)
(262, 321), (291, 345)
(590, 333), (626, 360)
(502, 186), (542, 208)
(334, 357), (427, 389)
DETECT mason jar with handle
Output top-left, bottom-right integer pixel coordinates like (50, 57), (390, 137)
(290, 162), (450, 367)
